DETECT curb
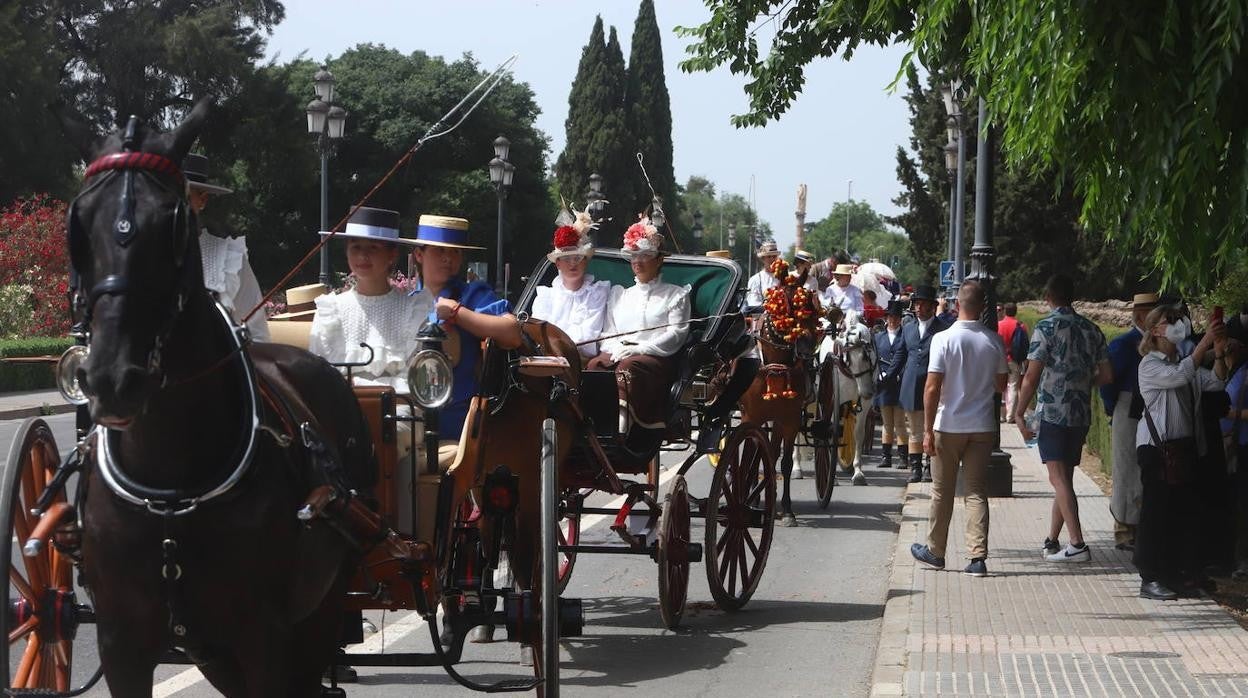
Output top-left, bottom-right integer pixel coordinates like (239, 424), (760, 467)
(870, 481), (922, 696)
(0, 402), (75, 422)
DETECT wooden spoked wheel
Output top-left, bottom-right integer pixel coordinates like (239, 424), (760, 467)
(813, 396), (837, 510)
(1, 418), (75, 691)
(656, 475), (691, 629)
(838, 404), (858, 469)
(555, 496), (580, 595)
(704, 423), (776, 611)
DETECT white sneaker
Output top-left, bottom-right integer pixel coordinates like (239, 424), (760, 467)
(1045, 543), (1091, 562)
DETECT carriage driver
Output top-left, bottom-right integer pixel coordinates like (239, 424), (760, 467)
(745, 241), (782, 307)
(409, 215), (523, 457)
(587, 218), (692, 436)
(530, 209), (611, 362)
(183, 153), (270, 341)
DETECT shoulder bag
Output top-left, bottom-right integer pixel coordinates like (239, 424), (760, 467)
(1142, 386), (1197, 486)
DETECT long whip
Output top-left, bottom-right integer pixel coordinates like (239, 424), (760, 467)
(635, 152), (682, 254)
(573, 311), (742, 347)
(242, 54), (520, 323)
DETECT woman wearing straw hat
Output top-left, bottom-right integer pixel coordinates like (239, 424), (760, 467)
(409, 214), (523, 442)
(821, 262), (866, 315)
(183, 152), (270, 341)
(531, 209), (611, 360)
(588, 217), (691, 436)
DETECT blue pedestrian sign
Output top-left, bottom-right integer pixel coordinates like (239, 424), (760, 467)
(939, 260), (956, 287)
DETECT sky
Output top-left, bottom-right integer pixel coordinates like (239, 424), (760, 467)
(264, 0), (915, 251)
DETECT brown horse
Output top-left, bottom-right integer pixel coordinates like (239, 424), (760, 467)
(738, 265), (821, 526)
(59, 101), (374, 696)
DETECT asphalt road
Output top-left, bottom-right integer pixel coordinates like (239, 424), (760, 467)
(2, 414), (906, 697)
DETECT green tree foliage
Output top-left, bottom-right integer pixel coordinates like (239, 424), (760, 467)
(803, 200), (917, 283)
(46, 0), (284, 128)
(675, 175), (771, 264)
(678, 0), (1248, 288)
(627, 0), (681, 241)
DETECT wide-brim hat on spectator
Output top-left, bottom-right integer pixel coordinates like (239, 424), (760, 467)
(412, 214), (484, 250)
(833, 263), (856, 276)
(706, 250), (732, 259)
(320, 207), (419, 247)
(182, 153), (232, 195)
(622, 217), (667, 257)
(911, 285), (939, 302)
(1132, 292), (1160, 309)
(756, 241), (780, 259)
(885, 300), (905, 316)
(270, 283), (327, 320)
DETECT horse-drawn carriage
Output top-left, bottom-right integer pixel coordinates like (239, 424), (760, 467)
(0, 103), (778, 696)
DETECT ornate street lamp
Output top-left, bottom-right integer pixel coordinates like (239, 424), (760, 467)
(306, 65), (348, 288)
(586, 173), (606, 224)
(488, 136), (514, 298)
(941, 79), (967, 289)
(691, 210), (704, 255)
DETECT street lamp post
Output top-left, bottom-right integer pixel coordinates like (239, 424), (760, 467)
(306, 65), (348, 288)
(944, 139), (958, 265)
(691, 210), (704, 255)
(727, 222), (736, 250)
(488, 135), (514, 299)
(586, 173), (606, 226)
(941, 80), (967, 288)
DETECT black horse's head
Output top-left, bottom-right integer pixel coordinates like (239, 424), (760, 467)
(59, 99), (212, 428)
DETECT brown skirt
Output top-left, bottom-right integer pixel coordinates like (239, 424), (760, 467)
(617, 354), (678, 430)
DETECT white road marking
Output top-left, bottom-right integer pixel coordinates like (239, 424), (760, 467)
(152, 463), (685, 695)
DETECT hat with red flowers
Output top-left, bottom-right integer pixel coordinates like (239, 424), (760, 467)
(547, 206), (597, 263)
(622, 215), (666, 257)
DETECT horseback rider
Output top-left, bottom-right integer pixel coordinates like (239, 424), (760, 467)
(183, 153), (270, 341)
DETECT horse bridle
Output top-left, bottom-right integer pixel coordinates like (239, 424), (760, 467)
(68, 116), (194, 377)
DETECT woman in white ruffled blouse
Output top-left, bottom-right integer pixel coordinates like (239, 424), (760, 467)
(531, 218), (610, 359)
(588, 219), (691, 433)
(308, 207), (429, 394)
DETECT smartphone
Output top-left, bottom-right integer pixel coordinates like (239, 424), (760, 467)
(1213, 305), (1224, 323)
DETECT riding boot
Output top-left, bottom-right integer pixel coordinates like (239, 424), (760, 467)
(922, 453), (933, 482)
(881, 444), (893, 468)
(907, 453), (923, 484)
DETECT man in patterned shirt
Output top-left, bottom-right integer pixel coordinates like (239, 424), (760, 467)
(1015, 275), (1112, 562)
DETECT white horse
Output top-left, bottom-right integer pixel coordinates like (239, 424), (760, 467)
(818, 312), (877, 485)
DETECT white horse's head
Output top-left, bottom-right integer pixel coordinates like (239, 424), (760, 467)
(839, 321), (877, 399)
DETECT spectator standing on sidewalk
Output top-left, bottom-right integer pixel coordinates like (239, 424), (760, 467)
(1015, 274), (1112, 563)
(1223, 341), (1248, 579)
(895, 285), (952, 484)
(1099, 292), (1160, 551)
(1135, 306), (1228, 599)
(874, 301), (909, 468)
(909, 281), (1008, 576)
(996, 302), (1028, 423)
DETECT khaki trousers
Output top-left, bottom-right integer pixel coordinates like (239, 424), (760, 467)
(905, 410), (926, 450)
(880, 405), (908, 445)
(927, 431), (994, 560)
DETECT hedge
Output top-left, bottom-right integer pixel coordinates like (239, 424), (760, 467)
(0, 337), (74, 392)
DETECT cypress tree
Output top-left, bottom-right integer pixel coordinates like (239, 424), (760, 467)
(626, 0), (680, 246)
(591, 26), (638, 246)
(554, 17), (607, 212)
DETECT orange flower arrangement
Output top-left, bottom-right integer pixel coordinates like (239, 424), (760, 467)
(760, 257), (819, 400)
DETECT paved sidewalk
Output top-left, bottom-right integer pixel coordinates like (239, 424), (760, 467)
(0, 389), (73, 421)
(871, 427), (1248, 697)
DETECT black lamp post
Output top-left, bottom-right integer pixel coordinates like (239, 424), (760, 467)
(727, 221), (736, 252)
(586, 173), (606, 225)
(944, 139), (958, 265)
(941, 79), (967, 289)
(488, 135), (514, 299)
(691, 210), (704, 255)
(306, 65), (348, 288)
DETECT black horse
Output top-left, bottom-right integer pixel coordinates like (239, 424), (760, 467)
(61, 100), (376, 696)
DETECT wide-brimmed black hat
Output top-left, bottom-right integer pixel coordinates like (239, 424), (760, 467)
(911, 285), (938, 302)
(319, 207), (419, 247)
(182, 153), (233, 195)
(885, 300), (905, 316)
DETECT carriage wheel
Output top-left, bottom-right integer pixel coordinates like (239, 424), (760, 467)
(814, 399), (837, 509)
(555, 496), (580, 595)
(704, 424), (776, 611)
(656, 475), (691, 629)
(1, 419), (75, 691)
(838, 405), (858, 469)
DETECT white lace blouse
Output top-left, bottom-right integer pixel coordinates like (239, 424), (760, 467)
(531, 274), (611, 357)
(308, 288), (432, 393)
(600, 277), (692, 358)
(200, 231), (269, 341)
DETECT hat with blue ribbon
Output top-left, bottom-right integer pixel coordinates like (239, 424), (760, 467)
(320, 207), (418, 246)
(414, 215), (485, 250)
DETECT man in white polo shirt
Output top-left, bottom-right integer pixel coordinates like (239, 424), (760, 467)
(909, 281), (1008, 577)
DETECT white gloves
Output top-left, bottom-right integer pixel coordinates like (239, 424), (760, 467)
(610, 343), (653, 363)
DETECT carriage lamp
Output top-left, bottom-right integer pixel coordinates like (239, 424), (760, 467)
(407, 350), (453, 410)
(56, 345), (90, 405)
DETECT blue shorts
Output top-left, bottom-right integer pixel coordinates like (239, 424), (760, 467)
(1037, 421), (1089, 466)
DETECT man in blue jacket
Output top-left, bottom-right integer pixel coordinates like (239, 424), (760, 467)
(895, 285), (952, 483)
(874, 300), (909, 468)
(1098, 292), (1158, 551)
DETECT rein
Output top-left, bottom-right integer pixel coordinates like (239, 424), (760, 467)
(574, 311), (742, 347)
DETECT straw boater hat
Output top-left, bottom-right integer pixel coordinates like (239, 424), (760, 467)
(319, 207), (419, 247)
(756, 241), (780, 259)
(706, 250), (732, 259)
(621, 216), (666, 256)
(547, 207), (597, 263)
(412, 214), (484, 250)
(270, 283), (326, 320)
(832, 263), (856, 276)
(1132, 292), (1160, 309)
(794, 249), (814, 264)
(182, 153), (232, 195)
